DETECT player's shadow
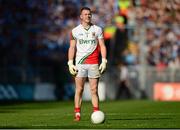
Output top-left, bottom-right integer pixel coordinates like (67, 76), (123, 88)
(108, 117), (172, 120)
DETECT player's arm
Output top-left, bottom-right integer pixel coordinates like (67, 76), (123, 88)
(67, 35), (78, 76)
(98, 38), (107, 74)
(98, 38), (107, 60)
(68, 39), (76, 61)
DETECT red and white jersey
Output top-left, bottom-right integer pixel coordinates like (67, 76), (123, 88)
(70, 24), (103, 65)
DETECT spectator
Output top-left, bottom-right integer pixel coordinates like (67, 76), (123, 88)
(116, 62), (131, 99)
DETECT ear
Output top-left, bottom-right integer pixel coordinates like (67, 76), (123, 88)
(80, 14), (83, 19)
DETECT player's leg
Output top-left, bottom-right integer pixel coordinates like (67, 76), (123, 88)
(74, 77), (86, 121)
(89, 78), (100, 112)
(88, 64), (101, 112)
(74, 64), (88, 121)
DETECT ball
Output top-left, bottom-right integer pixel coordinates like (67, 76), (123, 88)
(91, 110), (105, 124)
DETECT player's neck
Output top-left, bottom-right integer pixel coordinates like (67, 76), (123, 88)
(81, 22), (92, 30)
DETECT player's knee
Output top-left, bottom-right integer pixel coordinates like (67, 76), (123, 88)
(90, 87), (97, 95)
(76, 87), (84, 94)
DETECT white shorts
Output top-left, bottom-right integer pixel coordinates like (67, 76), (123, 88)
(76, 64), (100, 78)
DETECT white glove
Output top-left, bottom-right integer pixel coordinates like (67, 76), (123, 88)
(68, 60), (78, 76)
(99, 58), (107, 74)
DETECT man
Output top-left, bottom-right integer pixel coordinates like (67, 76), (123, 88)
(67, 7), (107, 121)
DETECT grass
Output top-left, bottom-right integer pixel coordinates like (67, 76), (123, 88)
(0, 100), (180, 129)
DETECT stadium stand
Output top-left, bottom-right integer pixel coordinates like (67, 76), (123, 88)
(0, 0), (179, 100)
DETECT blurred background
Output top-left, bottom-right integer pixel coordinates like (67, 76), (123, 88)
(0, 0), (179, 101)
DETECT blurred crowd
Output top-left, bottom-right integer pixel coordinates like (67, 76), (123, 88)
(0, 0), (179, 89)
(132, 0), (180, 69)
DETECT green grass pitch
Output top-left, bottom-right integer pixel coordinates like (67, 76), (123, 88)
(0, 100), (180, 129)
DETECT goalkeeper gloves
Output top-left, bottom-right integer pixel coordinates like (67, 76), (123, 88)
(99, 58), (107, 74)
(68, 60), (78, 76)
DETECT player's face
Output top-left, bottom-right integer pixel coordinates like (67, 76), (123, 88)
(80, 10), (92, 23)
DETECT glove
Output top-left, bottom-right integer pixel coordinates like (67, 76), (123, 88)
(99, 58), (107, 74)
(68, 60), (78, 76)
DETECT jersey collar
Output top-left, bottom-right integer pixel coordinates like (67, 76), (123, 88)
(80, 23), (93, 31)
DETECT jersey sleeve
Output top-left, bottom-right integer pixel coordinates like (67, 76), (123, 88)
(70, 30), (76, 40)
(97, 27), (104, 39)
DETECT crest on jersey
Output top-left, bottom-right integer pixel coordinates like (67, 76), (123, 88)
(92, 32), (95, 37)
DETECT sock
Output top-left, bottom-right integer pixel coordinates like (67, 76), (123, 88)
(74, 107), (81, 113)
(93, 107), (99, 112)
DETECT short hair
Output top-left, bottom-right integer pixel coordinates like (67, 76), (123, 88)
(80, 7), (91, 14)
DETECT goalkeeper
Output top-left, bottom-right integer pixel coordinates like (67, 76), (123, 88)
(67, 7), (107, 121)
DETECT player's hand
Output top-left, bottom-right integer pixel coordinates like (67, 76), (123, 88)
(99, 58), (107, 74)
(68, 60), (78, 76)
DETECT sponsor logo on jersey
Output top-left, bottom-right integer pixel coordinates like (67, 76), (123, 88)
(79, 39), (96, 44)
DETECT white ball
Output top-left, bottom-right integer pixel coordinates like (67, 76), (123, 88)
(91, 111), (105, 124)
